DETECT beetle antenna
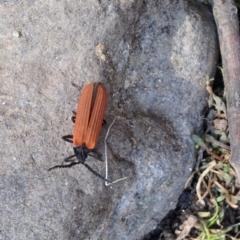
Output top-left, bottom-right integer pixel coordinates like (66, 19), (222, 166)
(48, 162), (80, 171)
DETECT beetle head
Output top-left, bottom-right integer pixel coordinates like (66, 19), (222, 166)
(73, 144), (90, 163)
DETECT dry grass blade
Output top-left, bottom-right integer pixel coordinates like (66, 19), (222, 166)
(184, 171), (196, 188)
(214, 181), (239, 208)
(196, 160), (217, 205)
(200, 176), (213, 201)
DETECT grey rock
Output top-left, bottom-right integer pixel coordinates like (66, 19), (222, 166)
(0, 0), (218, 239)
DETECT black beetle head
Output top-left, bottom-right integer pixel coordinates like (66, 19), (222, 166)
(73, 144), (90, 163)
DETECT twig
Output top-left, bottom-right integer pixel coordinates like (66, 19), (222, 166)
(211, 0), (240, 182)
(104, 117), (128, 186)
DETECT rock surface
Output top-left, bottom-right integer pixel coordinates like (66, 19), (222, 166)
(0, 0), (218, 239)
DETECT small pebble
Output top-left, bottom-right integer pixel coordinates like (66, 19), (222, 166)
(13, 31), (22, 38)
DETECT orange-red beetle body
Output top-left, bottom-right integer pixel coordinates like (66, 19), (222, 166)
(49, 83), (109, 181)
(72, 83), (107, 162)
(73, 83), (106, 148)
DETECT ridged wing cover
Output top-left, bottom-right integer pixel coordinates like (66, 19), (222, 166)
(84, 84), (107, 149)
(73, 83), (94, 146)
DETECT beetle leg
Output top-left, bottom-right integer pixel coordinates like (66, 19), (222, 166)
(82, 163), (111, 183)
(89, 150), (103, 161)
(64, 154), (76, 162)
(71, 111), (76, 123)
(102, 119), (106, 126)
(62, 135), (73, 143)
(71, 116), (76, 123)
